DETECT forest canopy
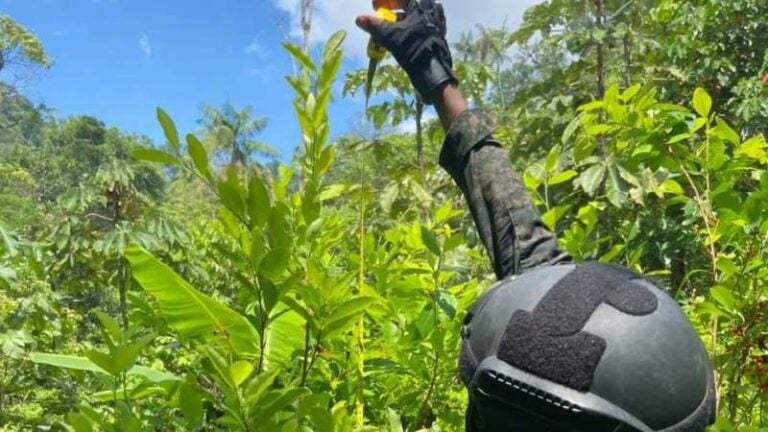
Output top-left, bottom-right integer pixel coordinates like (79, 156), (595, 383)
(1, 1), (767, 431)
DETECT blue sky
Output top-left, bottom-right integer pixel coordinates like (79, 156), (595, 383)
(1, 0), (540, 161)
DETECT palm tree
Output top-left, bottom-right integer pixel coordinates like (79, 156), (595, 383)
(198, 101), (278, 166)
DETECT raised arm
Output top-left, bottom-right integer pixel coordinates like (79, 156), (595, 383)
(357, 1), (569, 278)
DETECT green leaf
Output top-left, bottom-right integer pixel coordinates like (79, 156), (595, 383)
(247, 175), (270, 228)
(31, 353), (108, 374)
(548, 170), (578, 186)
(261, 247), (290, 280)
(218, 181), (246, 221)
(113, 333), (155, 373)
(85, 350), (119, 376)
(230, 360), (254, 387)
(31, 353), (181, 382)
(263, 309), (304, 369)
(254, 387), (311, 421)
(710, 285), (737, 312)
(541, 205), (572, 229)
(67, 412), (94, 432)
(380, 182), (399, 214)
(433, 290), (457, 319)
(179, 385), (203, 430)
(322, 30), (346, 59)
(712, 117), (740, 145)
(420, 226), (441, 256)
(577, 164), (606, 196)
(693, 88), (712, 117)
(282, 42), (315, 71)
(130, 148), (179, 166)
(244, 369), (280, 405)
(384, 408), (404, 432)
(94, 310), (122, 346)
(561, 116), (580, 145)
(186, 134), (211, 180)
(157, 108), (180, 152)
(125, 245), (260, 357)
(619, 84), (641, 102)
(323, 297), (376, 337)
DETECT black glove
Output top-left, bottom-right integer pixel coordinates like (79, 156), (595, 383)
(358, 0), (458, 104)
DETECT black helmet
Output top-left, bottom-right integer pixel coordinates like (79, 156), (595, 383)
(459, 263), (716, 432)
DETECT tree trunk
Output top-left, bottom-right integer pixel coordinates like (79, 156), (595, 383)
(301, 0), (313, 53)
(594, 0), (606, 99)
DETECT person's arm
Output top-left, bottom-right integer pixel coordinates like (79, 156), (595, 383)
(357, 2), (570, 278)
(433, 83), (468, 131)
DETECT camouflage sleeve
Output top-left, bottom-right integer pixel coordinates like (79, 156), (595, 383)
(439, 108), (571, 279)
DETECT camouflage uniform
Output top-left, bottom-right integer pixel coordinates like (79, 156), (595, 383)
(439, 108), (571, 280)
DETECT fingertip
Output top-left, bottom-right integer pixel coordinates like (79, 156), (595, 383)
(355, 15), (368, 30)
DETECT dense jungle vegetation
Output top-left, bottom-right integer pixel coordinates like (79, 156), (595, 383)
(1, 0), (767, 430)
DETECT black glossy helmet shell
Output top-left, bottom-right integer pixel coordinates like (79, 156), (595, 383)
(459, 263), (716, 432)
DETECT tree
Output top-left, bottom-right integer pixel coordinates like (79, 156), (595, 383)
(0, 15), (51, 93)
(198, 100), (278, 166)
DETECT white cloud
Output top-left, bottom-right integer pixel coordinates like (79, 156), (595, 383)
(248, 66), (275, 81)
(245, 37), (267, 57)
(273, 0), (544, 61)
(139, 34), (152, 56)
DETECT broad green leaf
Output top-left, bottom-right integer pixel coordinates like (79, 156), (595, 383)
(261, 247), (290, 279)
(125, 245), (260, 357)
(577, 164), (606, 196)
(309, 407), (334, 432)
(263, 309), (304, 369)
(67, 412), (94, 432)
(253, 387), (310, 422)
(130, 366), (181, 382)
(548, 170), (578, 186)
(179, 385), (203, 430)
(282, 41), (315, 71)
(247, 175), (270, 228)
(244, 369), (280, 405)
(325, 297), (376, 327)
(710, 285), (737, 312)
(561, 116), (580, 145)
(420, 226), (441, 256)
(186, 134), (211, 180)
(736, 136), (767, 161)
(31, 353), (180, 382)
(322, 30), (346, 59)
(130, 148), (179, 166)
(384, 408), (404, 432)
(380, 182), (399, 214)
(319, 50), (342, 93)
(434, 290), (457, 319)
(94, 310), (122, 346)
(230, 360), (254, 387)
(606, 165), (628, 207)
(599, 244), (625, 263)
(31, 353), (108, 374)
(218, 181), (246, 220)
(85, 350), (119, 376)
(541, 205), (572, 229)
(585, 124), (615, 136)
(712, 118), (740, 145)
(113, 333), (155, 373)
(157, 108), (180, 152)
(578, 100), (604, 111)
(619, 84), (641, 102)
(545, 146), (561, 173)
(692, 88), (712, 117)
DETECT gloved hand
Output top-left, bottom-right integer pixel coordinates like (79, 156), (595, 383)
(356, 0), (458, 104)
